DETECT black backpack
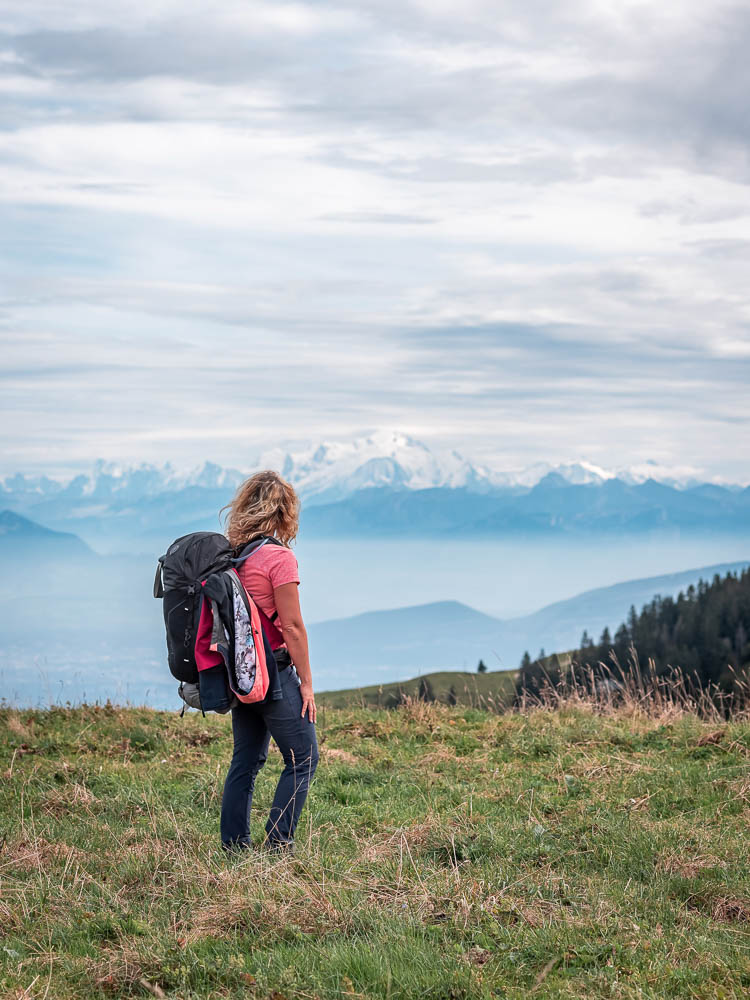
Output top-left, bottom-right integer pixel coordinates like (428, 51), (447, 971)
(153, 531), (282, 684)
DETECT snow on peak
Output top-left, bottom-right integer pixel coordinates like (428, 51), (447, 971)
(612, 460), (718, 488)
(258, 429), (490, 502)
(488, 461), (613, 488)
(1, 431), (738, 506)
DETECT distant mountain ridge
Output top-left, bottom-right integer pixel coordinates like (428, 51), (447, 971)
(1, 432), (747, 551)
(308, 559), (750, 686)
(302, 479), (750, 537)
(2, 430), (742, 507)
(0, 509), (95, 560)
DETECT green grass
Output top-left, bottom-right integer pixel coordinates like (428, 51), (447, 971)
(317, 668), (518, 709)
(1, 701), (749, 999)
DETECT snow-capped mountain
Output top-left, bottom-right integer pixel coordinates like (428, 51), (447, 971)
(0, 431), (495, 508)
(612, 460), (718, 489)
(257, 435), (737, 496)
(258, 430), (494, 503)
(1, 432), (747, 553)
(486, 458), (724, 490)
(488, 460), (615, 489)
(0, 459), (248, 507)
(0, 431), (741, 510)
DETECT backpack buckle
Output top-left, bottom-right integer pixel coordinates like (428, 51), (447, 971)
(187, 585), (196, 596)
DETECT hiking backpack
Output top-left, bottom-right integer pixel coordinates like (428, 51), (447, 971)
(153, 532), (283, 713)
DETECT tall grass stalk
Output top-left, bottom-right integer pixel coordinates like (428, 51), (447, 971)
(516, 645), (750, 721)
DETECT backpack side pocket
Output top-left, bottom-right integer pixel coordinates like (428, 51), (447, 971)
(197, 663), (236, 713)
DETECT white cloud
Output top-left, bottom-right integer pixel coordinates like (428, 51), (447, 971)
(0, 0), (748, 479)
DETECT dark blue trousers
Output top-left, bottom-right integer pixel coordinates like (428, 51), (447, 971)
(220, 666), (318, 848)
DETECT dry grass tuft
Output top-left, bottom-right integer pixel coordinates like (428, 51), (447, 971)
(658, 851), (726, 879)
(41, 782), (98, 816)
(172, 728), (221, 747)
(330, 718), (394, 741)
(724, 776), (750, 806)
(6, 713), (34, 741)
(359, 817), (446, 862)
(463, 946), (492, 966)
(320, 747), (358, 765)
(2, 836), (90, 871)
(397, 696), (444, 730)
(517, 647), (750, 722)
(85, 943), (147, 993)
(710, 896), (750, 923)
(420, 746), (460, 769)
(184, 861), (344, 942)
(183, 896), (258, 941)
(696, 729), (726, 746)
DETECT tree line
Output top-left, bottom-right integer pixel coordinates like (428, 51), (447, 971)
(516, 567), (750, 704)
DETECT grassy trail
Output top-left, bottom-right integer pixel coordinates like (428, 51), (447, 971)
(1, 701), (749, 999)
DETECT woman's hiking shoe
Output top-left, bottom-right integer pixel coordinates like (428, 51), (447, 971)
(221, 839), (295, 860)
(221, 839), (252, 857)
(262, 839), (295, 858)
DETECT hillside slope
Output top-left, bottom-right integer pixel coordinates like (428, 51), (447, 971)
(316, 667), (518, 707)
(2, 704), (748, 999)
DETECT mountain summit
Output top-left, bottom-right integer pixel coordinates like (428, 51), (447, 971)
(257, 430), (493, 503)
(0, 431), (741, 514)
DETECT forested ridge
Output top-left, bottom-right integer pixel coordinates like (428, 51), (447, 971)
(518, 567), (750, 703)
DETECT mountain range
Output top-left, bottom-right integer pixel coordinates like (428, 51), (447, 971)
(1, 432), (748, 552)
(301, 478), (750, 537)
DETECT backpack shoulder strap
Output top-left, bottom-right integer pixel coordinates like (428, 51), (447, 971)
(153, 557), (165, 598)
(231, 534), (283, 566)
(230, 535), (285, 629)
(231, 535), (265, 563)
(256, 603), (284, 648)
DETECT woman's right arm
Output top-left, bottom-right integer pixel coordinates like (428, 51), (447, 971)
(273, 581), (316, 723)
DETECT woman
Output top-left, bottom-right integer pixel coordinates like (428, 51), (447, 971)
(219, 470), (318, 854)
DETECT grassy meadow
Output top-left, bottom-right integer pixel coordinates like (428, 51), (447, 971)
(1, 698), (749, 999)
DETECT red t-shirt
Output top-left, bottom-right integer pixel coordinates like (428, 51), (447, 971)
(236, 543), (300, 646)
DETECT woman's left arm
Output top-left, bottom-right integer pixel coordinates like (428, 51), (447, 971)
(273, 581), (316, 723)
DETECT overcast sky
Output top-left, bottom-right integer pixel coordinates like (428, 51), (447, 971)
(2, 0), (749, 481)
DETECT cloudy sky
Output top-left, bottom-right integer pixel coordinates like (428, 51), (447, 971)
(2, 0), (749, 480)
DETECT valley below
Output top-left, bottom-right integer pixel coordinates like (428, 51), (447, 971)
(1, 530), (748, 707)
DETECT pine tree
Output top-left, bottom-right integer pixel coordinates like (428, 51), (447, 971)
(568, 568), (750, 703)
(627, 604), (638, 636)
(477, 659), (488, 673)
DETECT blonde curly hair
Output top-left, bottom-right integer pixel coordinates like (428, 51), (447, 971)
(220, 470), (300, 548)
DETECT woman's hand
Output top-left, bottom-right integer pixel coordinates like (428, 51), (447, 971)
(300, 681), (317, 723)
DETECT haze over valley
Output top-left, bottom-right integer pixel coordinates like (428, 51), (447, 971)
(2, 432), (748, 707)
